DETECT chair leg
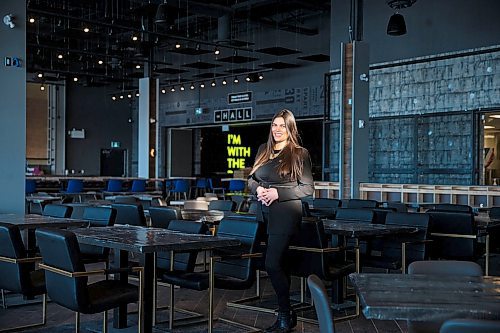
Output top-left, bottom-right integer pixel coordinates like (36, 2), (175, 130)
(102, 310), (108, 333)
(138, 268), (144, 333)
(75, 312), (80, 333)
(0, 293), (47, 332)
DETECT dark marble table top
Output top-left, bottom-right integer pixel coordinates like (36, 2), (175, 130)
(349, 273), (500, 322)
(72, 225), (240, 253)
(322, 219), (417, 238)
(0, 213), (89, 229)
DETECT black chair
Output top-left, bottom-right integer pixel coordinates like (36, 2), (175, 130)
(426, 210), (481, 261)
(35, 228), (143, 333)
(433, 203), (473, 213)
(307, 274), (336, 333)
(149, 206), (180, 229)
(313, 198), (341, 209)
(408, 260), (483, 333)
(334, 208), (375, 222)
(289, 218), (356, 310)
(440, 319), (500, 333)
(385, 201), (408, 213)
(114, 195), (140, 204)
(362, 212), (431, 273)
(208, 200), (236, 212)
(78, 207), (117, 265)
(68, 203), (89, 219)
(0, 222), (47, 331)
(161, 216), (260, 330)
(344, 199), (378, 209)
(112, 203), (147, 227)
(42, 203), (73, 218)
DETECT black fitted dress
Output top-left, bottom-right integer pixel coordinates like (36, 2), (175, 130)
(247, 144), (314, 312)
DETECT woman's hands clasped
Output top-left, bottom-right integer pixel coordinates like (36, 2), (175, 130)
(256, 186), (279, 206)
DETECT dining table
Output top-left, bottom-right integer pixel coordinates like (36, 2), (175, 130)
(72, 225), (240, 333)
(349, 272), (500, 322)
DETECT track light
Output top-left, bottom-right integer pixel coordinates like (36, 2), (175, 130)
(200, 82), (205, 88)
(112, 95), (117, 101)
(387, 13), (407, 36)
(40, 84), (45, 91)
(83, 27), (90, 33)
(119, 94), (124, 99)
(234, 76), (239, 83)
(73, 77), (78, 82)
(258, 73), (264, 80)
(127, 93), (132, 98)
(135, 91), (140, 97)
(222, 79), (227, 85)
(190, 83), (195, 90)
(214, 47), (220, 55)
(211, 80), (216, 87)
(180, 85), (185, 91)
(245, 75), (251, 82)
(170, 86), (175, 92)
(161, 88), (166, 94)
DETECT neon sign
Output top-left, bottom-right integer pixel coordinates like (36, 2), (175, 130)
(226, 133), (251, 174)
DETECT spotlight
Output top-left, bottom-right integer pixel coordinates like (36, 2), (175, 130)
(37, 72), (43, 78)
(40, 84), (45, 91)
(175, 42), (181, 49)
(83, 27), (90, 33)
(258, 73), (264, 80)
(214, 47), (220, 55)
(98, 60), (104, 65)
(170, 86), (175, 92)
(57, 54), (63, 59)
(29, 17), (35, 24)
(73, 77), (78, 82)
(161, 88), (166, 94)
(200, 82), (205, 88)
(180, 85), (185, 91)
(222, 79), (227, 85)
(111, 95), (117, 101)
(132, 34), (138, 41)
(190, 83), (195, 90)
(245, 75), (251, 82)
(387, 13), (407, 36)
(127, 93), (132, 98)
(234, 76), (239, 83)
(135, 64), (141, 69)
(211, 80), (216, 87)
(135, 91), (140, 97)
(155, 2), (168, 24)
(119, 95), (124, 99)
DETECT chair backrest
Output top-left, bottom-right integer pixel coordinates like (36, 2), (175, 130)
(131, 179), (146, 193)
(105, 179), (123, 192)
(114, 195), (139, 204)
(214, 216), (259, 288)
(231, 195), (247, 212)
(228, 179), (245, 192)
(381, 212), (431, 266)
(183, 200), (209, 210)
(68, 204), (89, 219)
(111, 203), (147, 226)
(433, 203), (473, 213)
(65, 179), (83, 194)
(307, 274), (336, 333)
(247, 200), (260, 215)
(488, 207), (500, 219)
(25, 179), (37, 195)
(156, 220), (206, 272)
(43, 203), (73, 218)
(0, 222), (32, 295)
(385, 202), (408, 212)
(209, 200), (236, 211)
(82, 206), (116, 227)
(439, 319), (500, 333)
(149, 206), (180, 229)
(172, 179), (190, 193)
(345, 199), (378, 209)
(426, 210), (477, 260)
(36, 228), (88, 312)
(194, 178), (208, 189)
(335, 208), (375, 222)
(408, 260), (482, 276)
(313, 198), (341, 209)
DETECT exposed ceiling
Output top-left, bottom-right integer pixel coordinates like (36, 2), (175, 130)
(27, 0), (331, 91)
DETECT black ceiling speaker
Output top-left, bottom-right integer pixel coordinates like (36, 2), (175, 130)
(386, 0), (416, 36)
(155, 2), (168, 24)
(387, 13), (407, 36)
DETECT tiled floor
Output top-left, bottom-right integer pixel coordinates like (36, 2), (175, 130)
(1, 254), (498, 333)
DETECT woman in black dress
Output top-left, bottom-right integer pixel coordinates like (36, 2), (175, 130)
(248, 109), (314, 333)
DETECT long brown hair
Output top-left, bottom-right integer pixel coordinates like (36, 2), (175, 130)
(250, 109), (305, 180)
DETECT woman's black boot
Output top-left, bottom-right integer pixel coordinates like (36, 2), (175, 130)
(264, 310), (293, 333)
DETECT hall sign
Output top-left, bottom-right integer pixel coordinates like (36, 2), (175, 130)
(214, 107), (252, 123)
(226, 133), (251, 174)
(228, 91), (252, 104)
